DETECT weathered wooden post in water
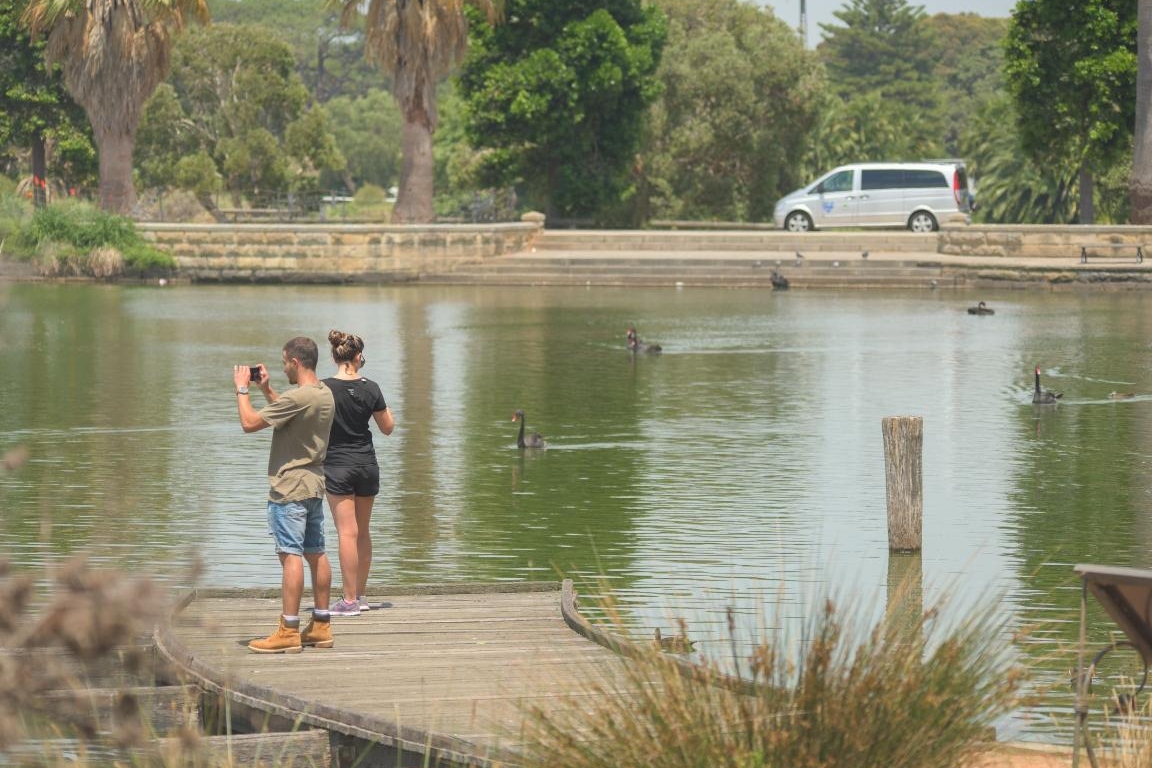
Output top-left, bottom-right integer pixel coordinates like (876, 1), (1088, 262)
(882, 416), (923, 552)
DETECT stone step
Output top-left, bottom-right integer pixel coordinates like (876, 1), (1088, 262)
(461, 259), (944, 273)
(535, 230), (938, 253)
(424, 270), (958, 289)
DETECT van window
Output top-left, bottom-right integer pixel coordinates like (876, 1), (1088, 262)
(862, 169), (905, 190)
(818, 170), (854, 194)
(904, 169), (948, 188)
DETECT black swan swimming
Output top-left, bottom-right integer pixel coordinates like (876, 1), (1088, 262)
(512, 410), (546, 449)
(1032, 366), (1062, 404)
(967, 301), (994, 315)
(770, 270), (790, 290)
(626, 327), (662, 353)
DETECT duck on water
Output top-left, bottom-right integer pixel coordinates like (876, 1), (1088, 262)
(1033, 366), (1062, 404)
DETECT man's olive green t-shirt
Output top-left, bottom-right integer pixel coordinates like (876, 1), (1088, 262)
(258, 383), (335, 502)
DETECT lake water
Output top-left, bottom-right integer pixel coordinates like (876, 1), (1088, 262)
(3, 280), (1152, 743)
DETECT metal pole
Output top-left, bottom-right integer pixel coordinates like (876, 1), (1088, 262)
(799, 0), (808, 48)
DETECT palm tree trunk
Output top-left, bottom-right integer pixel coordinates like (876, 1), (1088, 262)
(1078, 167), (1094, 224)
(1132, 0), (1152, 223)
(392, 115), (435, 224)
(95, 128), (136, 215)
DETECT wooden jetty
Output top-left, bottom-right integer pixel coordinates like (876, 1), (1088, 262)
(155, 580), (648, 768)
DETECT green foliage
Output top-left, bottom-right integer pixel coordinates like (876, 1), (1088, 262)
(524, 589), (1023, 768)
(0, 190), (32, 251)
(20, 200), (173, 271)
(207, 0), (378, 103)
(459, 0), (668, 223)
(923, 13), (1010, 157)
(637, 0), (822, 222)
(135, 23), (345, 206)
(320, 90), (403, 192)
(962, 95), (1078, 224)
(0, 0), (95, 190)
(354, 184), (389, 205)
(817, 0), (944, 161)
(1004, 0), (1135, 182)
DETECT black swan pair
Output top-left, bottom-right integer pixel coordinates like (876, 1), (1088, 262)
(512, 409), (546, 449)
(626, 327), (662, 353)
(1033, 366), (1062, 404)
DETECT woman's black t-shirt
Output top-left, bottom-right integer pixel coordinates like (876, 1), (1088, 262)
(323, 377), (388, 467)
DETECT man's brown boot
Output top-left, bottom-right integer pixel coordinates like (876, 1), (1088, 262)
(301, 614), (334, 649)
(248, 616), (302, 654)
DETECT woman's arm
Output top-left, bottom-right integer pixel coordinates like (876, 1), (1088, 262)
(373, 406), (395, 436)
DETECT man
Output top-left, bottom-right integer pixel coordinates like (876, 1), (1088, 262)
(234, 336), (336, 653)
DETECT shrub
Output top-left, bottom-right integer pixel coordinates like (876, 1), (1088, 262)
(523, 590), (1025, 768)
(22, 200), (174, 275)
(0, 191), (33, 257)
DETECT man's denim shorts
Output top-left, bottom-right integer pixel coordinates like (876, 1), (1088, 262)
(267, 498), (326, 556)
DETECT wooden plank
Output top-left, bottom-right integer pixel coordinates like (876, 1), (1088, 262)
(31, 685), (202, 736)
(155, 582), (651, 767)
(2, 730), (330, 768)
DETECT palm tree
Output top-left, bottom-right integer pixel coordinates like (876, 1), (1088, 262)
(1132, 0), (1152, 223)
(22, 0), (208, 215)
(337, 0), (499, 223)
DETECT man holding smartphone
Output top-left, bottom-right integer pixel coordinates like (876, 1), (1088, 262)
(233, 336), (336, 653)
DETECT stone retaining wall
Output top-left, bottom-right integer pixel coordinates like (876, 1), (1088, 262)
(940, 224), (1152, 258)
(138, 221), (542, 282)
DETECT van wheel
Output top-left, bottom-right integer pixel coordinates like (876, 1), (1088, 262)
(908, 211), (937, 232)
(785, 211), (812, 232)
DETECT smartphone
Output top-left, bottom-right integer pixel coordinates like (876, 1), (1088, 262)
(248, 366), (262, 383)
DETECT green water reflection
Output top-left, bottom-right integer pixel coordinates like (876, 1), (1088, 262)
(4, 281), (1152, 742)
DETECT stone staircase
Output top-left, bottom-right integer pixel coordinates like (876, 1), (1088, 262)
(422, 229), (960, 289)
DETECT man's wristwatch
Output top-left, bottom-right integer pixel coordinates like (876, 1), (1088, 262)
(236, 386), (249, 395)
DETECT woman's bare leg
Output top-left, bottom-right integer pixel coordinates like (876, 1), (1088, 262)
(327, 493), (359, 603)
(354, 496), (375, 598)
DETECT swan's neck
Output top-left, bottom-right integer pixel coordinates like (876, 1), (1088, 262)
(1034, 372), (1041, 393)
(517, 419), (526, 448)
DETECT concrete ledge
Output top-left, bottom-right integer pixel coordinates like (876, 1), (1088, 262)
(941, 224), (1152, 259)
(138, 221), (543, 283)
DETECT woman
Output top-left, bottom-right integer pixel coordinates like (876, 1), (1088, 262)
(323, 329), (395, 616)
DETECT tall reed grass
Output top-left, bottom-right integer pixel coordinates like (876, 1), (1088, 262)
(523, 588), (1027, 768)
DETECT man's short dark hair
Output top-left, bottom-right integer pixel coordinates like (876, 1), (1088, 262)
(283, 336), (319, 370)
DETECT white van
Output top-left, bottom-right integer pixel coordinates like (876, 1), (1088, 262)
(773, 162), (972, 232)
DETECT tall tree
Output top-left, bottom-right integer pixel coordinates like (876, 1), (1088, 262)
(1004, 0), (1136, 224)
(458, 0), (666, 223)
(207, 0), (378, 104)
(336, 0), (499, 224)
(638, 0), (820, 222)
(1132, 0), (1152, 223)
(0, 0), (94, 206)
(135, 23), (344, 215)
(817, 0), (944, 160)
(22, 0), (209, 214)
(923, 13), (1009, 158)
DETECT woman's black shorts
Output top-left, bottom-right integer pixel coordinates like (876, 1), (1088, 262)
(325, 464), (380, 497)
